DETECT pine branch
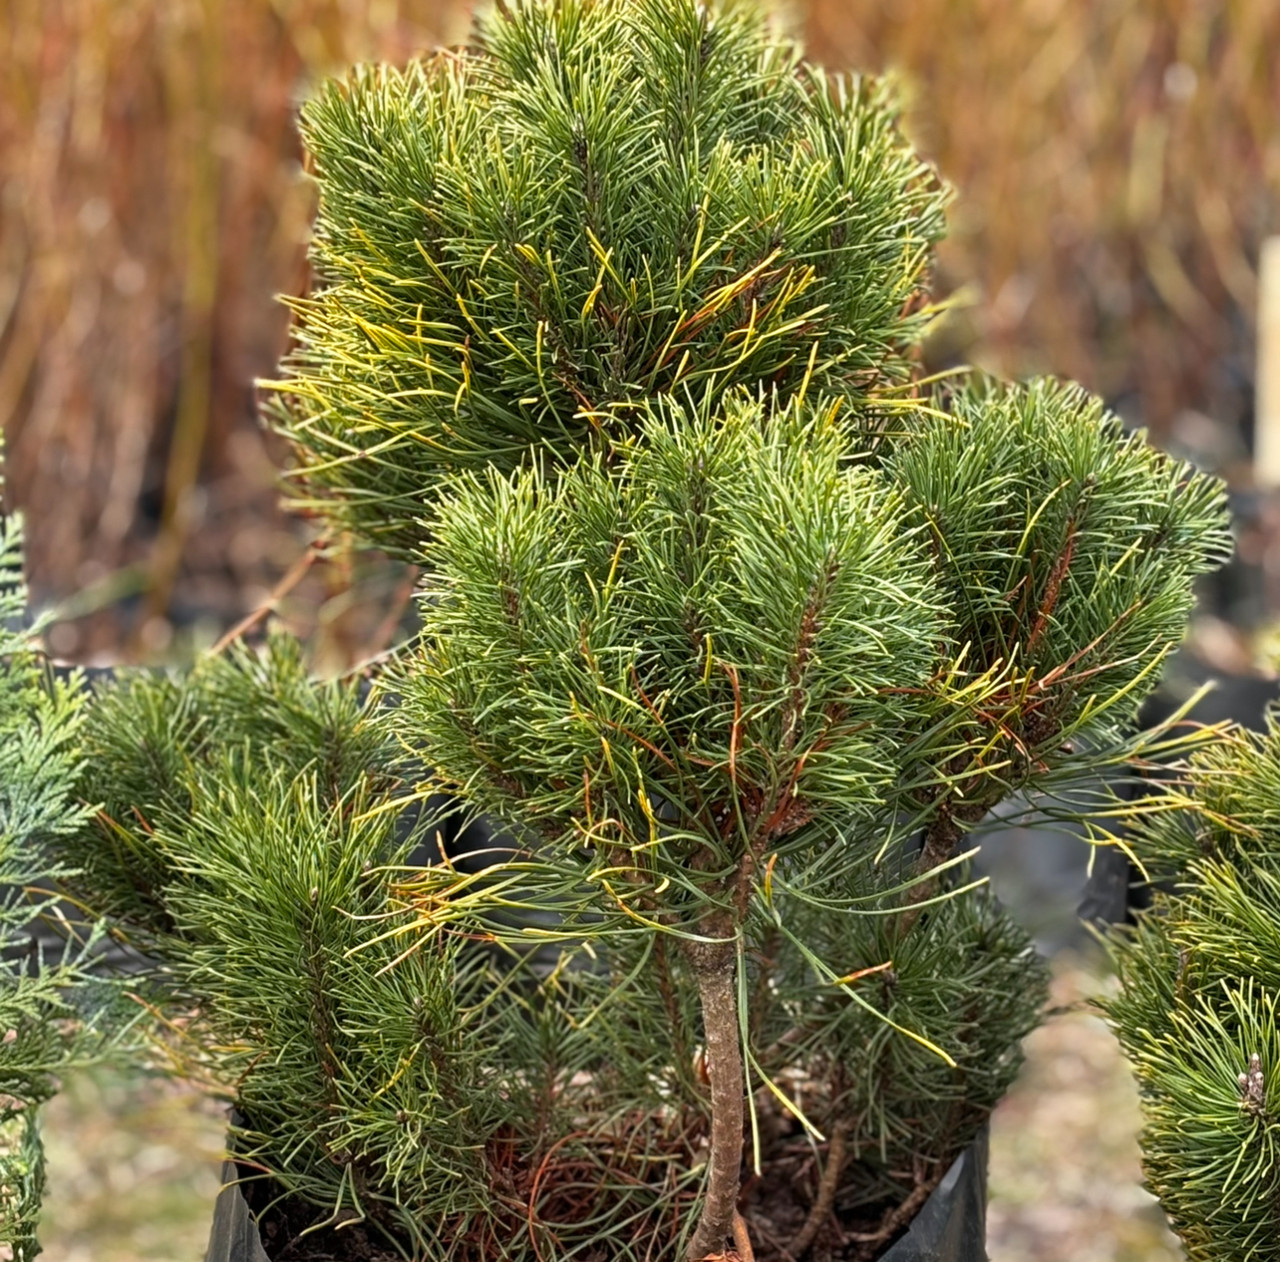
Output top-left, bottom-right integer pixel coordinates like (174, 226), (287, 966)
(268, 0), (948, 554)
(34, 2), (1237, 1254)
(1106, 719), (1280, 1260)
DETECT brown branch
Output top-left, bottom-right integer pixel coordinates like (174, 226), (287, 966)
(1026, 517), (1078, 654)
(916, 809), (965, 878)
(1030, 598), (1141, 690)
(780, 554), (840, 750)
(731, 1210), (756, 1262)
(362, 564), (420, 659)
(896, 798), (989, 936)
(211, 538), (326, 654)
(747, 1218), (796, 1262)
(787, 1117), (851, 1257)
(847, 1160), (943, 1257)
(684, 932), (745, 1262)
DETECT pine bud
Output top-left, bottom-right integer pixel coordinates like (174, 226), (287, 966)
(1238, 1052), (1265, 1116)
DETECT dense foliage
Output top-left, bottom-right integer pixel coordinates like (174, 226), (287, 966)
(57, 642), (521, 1246)
(30, 1), (1235, 1259)
(0, 450), (99, 1261)
(266, 0), (947, 554)
(1107, 725), (1280, 1262)
(57, 637), (1053, 1259)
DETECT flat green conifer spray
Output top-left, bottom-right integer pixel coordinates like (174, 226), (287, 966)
(0, 444), (103, 1262)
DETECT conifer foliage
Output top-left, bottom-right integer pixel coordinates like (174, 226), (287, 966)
(1106, 726), (1280, 1262)
(0, 448), (98, 1261)
(266, 0), (947, 555)
(57, 640), (511, 1248)
(30, 1), (1236, 1259)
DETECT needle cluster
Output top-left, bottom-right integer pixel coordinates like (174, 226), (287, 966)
(1106, 725), (1280, 1262)
(266, 0), (946, 554)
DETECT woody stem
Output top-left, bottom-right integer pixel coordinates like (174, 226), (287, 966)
(684, 931), (745, 1261)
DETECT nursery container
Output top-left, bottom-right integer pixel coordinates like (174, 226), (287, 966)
(205, 1129), (990, 1262)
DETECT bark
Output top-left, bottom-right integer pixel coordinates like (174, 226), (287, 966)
(788, 1117), (851, 1257)
(685, 934), (745, 1261)
(896, 799), (988, 936)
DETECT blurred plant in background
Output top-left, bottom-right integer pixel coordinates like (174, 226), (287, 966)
(815, 0), (1280, 456)
(0, 0), (464, 664)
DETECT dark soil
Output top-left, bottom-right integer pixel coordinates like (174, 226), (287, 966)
(240, 1173), (403, 1262)
(743, 1150), (947, 1262)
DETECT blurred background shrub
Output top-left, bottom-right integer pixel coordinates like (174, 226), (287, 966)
(2, 0), (1277, 664)
(0, 0), (465, 664)
(817, 0), (1278, 447)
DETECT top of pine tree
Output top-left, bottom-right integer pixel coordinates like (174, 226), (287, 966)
(268, 0), (947, 554)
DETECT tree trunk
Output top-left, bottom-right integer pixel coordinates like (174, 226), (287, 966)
(684, 934), (745, 1261)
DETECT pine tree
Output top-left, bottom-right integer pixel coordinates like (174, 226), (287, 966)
(389, 373), (1227, 1258)
(264, 0), (946, 555)
(42, 1), (1235, 1259)
(1105, 724), (1280, 1262)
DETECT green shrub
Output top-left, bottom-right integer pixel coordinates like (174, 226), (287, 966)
(47, 2), (1232, 1258)
(1107, 724), (1280, 1262)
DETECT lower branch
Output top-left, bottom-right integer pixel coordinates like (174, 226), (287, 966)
(847, 1159), (941, 1259)
(787, 1116), (851, 1257)
(685, 934), (746, 1261)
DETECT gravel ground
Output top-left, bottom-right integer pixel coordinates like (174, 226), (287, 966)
(986, 956), (1181, 1262)
(33, 954), (1182, 1262)
(37, 1067), (224, 1262)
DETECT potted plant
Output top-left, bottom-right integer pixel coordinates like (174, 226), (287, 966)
(0, 444), (124, 1262)
(29, 0), (1233, 1258)
(1106, 721), (1280, 1261)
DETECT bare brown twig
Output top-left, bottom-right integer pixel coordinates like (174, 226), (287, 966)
(210, 538), (326, 654)
(787, 1116), (852, 1257)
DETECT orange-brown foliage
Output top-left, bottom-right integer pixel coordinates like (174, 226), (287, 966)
(807, 0), (1279, 441)
(0, 0), (465, 653)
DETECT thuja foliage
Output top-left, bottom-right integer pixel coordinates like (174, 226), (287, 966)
(1106, 725), (1280, 1262)
(41, 1), (1235, 1259)
(0, 448), (98, 1260)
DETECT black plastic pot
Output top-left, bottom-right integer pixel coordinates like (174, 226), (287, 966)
(206, 1162), (270, 1262)
(205, 1127), (988, 1262)
(880, 1126), (988, 1262)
